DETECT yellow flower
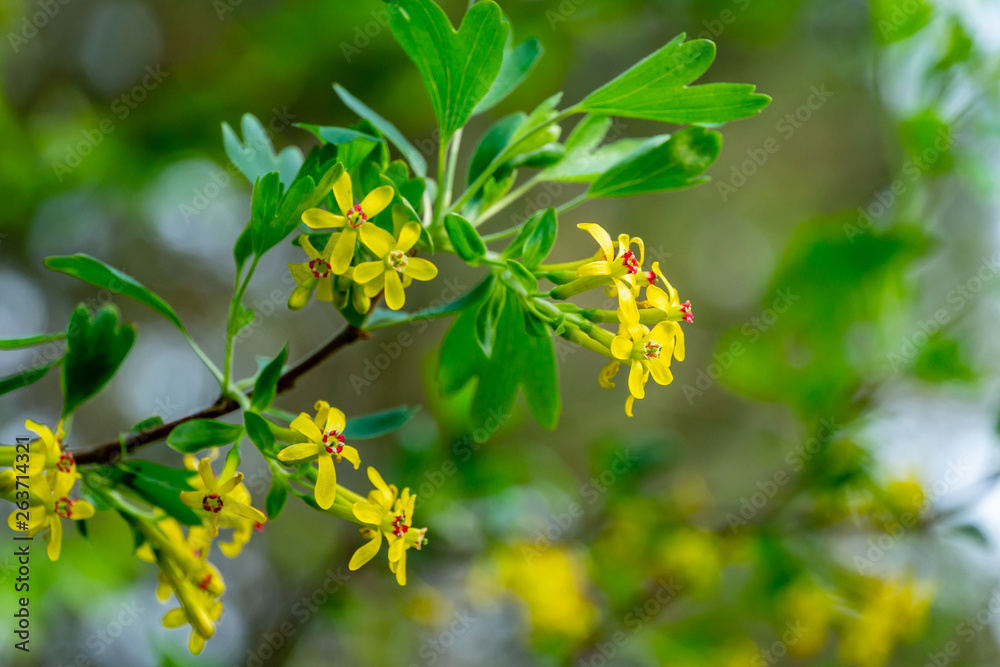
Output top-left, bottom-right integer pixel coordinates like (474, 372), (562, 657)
(23, 419), (73, 478)
(160, 558), (224, 656)
(576, 223), (645, 324)
(7, 468), (94, 560)
(349, 467), (396, 570)
(352, 221), (438, 310)
(179, 458), (266, 537)
(277, 401), (360, 510)
(288, 233), (341, 310)
(608, 321), (683, 416)
(641, 261), (693, 324)
(348, 468), (427, 585)
(136, 517), (225, 599)
(387, 488), (426, 586)
(838, 577), (933, 667)
(301, 171), (395, 273)
(183, 454), (260, 557)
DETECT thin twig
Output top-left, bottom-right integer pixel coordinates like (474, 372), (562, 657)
(74, 323), (369, 466)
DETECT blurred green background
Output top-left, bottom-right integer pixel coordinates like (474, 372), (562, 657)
(2, 0), (1000, 665)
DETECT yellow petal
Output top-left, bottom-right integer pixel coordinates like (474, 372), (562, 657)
(404, 257), (437, 282)
(648, 357), (674, 386)
(359, 185), (395, 218)
(395, 221), (422, 253)
(315, 277), (334, 302)
(578, 223), (614, 259)
(611, 335), (633, 361)
(384, 270), (406, 310)
(217, 473), (242, 496)
(625, 394), (636, 417)
(162, 608), (187, 628)
(359, 224), (396, 257)
(353, 500), (385, 525)
(227, 499), (268, 524)
(46, 516), (62, 561)
(332, 172), (354, 216)
(363, 276), (384, 298)
(577, 261), (611, 277)
(315, 454), (337, 510)
(290, 413), (323, 442)
(673, 324), (686, 362)
(179, 491), (205, 508)
(352, 260), (386, 285)
(325, 407), (346, 434)
(330, 227), (357, 274)
(189, 631), (207, 656)
(298, 235), (320, 259)
(197, 458), (217, 491)
(349, 532), (382, 570)
(302, 208), (345, 229)
(68, 500), (95, 520)
(628, 362), (646, 400)
(340, 445), (361, 469)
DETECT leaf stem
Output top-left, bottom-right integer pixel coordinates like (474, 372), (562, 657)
(474, 174), (543, 227)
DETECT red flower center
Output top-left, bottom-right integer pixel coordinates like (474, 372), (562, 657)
(680, 300), (693, 323)
(202, 493), (224, 513)
(347, 204), (368, 228)
(198, 573), (213, 591)
(57, 452), (75, 473)
(621, 250), (640, 274)
(54, 496), (73, 518)
(309, 258), (332, 278)
(322, 430), (346, 455)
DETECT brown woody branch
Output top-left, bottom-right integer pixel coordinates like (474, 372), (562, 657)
(74, 323), (369, 466)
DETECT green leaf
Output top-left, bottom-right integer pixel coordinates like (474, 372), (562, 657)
(385, 0), (509, 140)
(899, 109), (953, 175)
(501, 208), (547, 261)
(474, 37), (543, 114)
(234, 223), (253, 273)
(542, 115), (670, 183)
(521, 208), (557, 268)
(129, 415), (164, 433)
(577, 34), (770, 125)
(474, 285), (505, 357)
(438, 288), (560, 429)
(333, 85), (428, 177)
(244, 412), (279, 457)
(445, 213), (486, 263)
(62, 305), (136, 417)
(0, 358), (60, 398)
(504, 259), (538, 294)
(265, 468), (289, 520)
(166, 420), (244, 454)
(343, 406), (421, 440)
(870, 0), (931, 43)
(0, 332), (65, 350)
(468, 113), (525, 186)
(250, 344), (288, 413)
(295, 123), (381, 146)
(104, 460), (202, 526)
(43, 255), (186, 332)
(590, 126), (722, 198)
(365, 277), (495, 331)
(278, 162), (347, 245)
(249, 172), (283, 255)
(223, 113), (304, 188)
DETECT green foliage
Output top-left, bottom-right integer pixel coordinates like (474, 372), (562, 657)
(0, 332), (65, 349)
(870, 0), (932, 43)
(166, 420), (244, 454)
(385, 0), (509, 140)
(244, 411), (280, 457)
(439, 286), (560, 429)
(61, 305), (136, 417)
(444, 213), (486, 262)
(342, 405), (421, 439)
(589, 126), (723, 198)
(0, 359), (60, 398)
(44, 254), (186, 331)
(520, 208), (557, 269)
(334, 84), (428, 177)
(719, 218), (926, 417)
(223, 113), (304, 187)
(577, 34), (771, 124)
(473, 37), (543, 114)
(250, 344), (288, 413)
(899, 109), (953, 174)
(101, 460), (202, 526)
(542, 115), (668, 184)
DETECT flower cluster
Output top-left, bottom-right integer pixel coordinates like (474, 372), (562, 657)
(142, 452), (266, 654)
(554, 223), (692, 416)
(289, 173), (438, 312)
(275, 402), (427, 585)
(2, 420), (93, 561)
